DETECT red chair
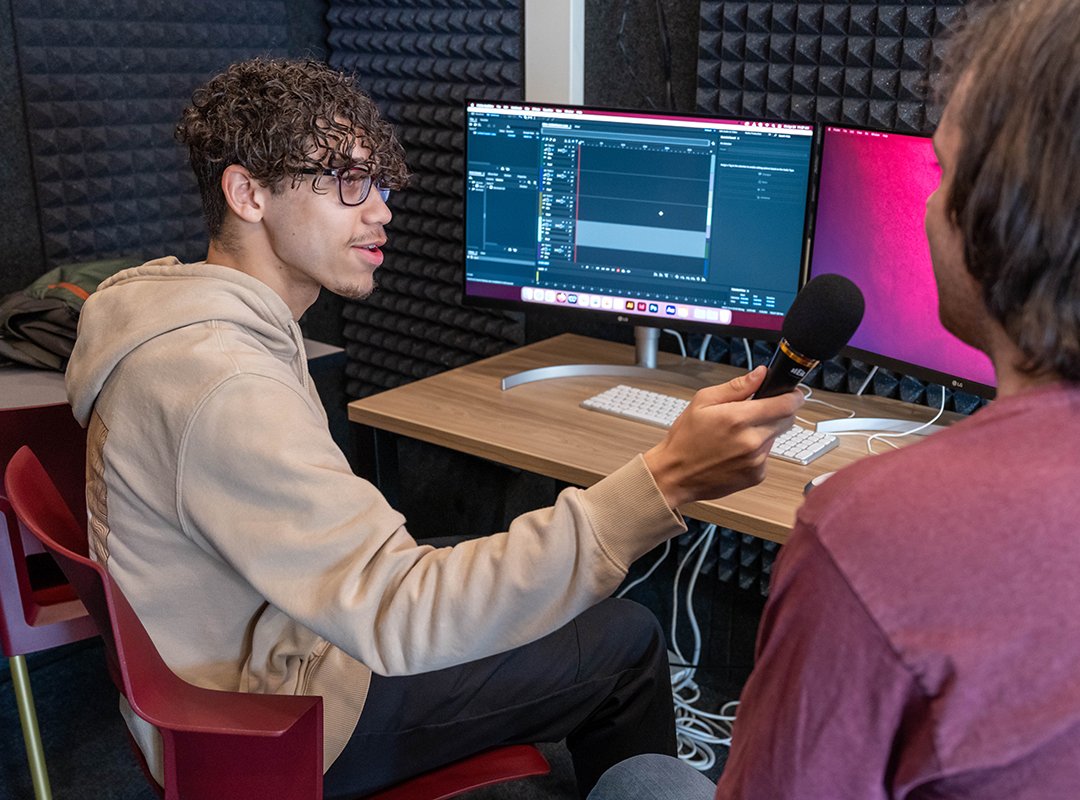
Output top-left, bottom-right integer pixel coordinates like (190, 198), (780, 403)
(0, 402), (97, 800)
(5, 445), (550, 799)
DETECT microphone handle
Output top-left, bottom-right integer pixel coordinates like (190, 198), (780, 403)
(754, 339), (819, 399)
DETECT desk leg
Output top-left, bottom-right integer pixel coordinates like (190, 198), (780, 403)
(350, 424), (401, 509)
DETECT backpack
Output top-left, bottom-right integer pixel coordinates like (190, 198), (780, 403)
(0, 258), (135, 370)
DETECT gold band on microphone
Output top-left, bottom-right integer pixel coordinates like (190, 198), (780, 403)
(778, 338), (819, 369)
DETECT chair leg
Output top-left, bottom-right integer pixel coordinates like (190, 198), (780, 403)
(10, 655), (53, 800)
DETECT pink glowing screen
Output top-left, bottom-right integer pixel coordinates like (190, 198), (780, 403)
(809, 127), (996, 391)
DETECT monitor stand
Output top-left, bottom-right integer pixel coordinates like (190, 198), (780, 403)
(501, 326), (709, 391)
(815, 417), (946, 436)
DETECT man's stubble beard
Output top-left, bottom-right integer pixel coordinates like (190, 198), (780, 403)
(337, 277), (378, 302)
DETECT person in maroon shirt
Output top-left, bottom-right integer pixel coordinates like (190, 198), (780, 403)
(588, 0), (1080, 798)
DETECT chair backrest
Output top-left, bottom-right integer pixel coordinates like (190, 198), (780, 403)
(4, 445), (135, 695)
(0, 404), (95, 657)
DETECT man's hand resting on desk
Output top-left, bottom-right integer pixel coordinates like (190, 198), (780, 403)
(644, 366), (804, 510)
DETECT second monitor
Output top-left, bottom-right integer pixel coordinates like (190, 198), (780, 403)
(809, 125), (996, 399)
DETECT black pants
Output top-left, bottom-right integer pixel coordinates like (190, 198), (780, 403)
(322, 598), (676, 799)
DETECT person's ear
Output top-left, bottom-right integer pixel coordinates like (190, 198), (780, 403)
(220, 165), (268, 224)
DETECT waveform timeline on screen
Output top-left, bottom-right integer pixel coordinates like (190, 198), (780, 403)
(463, 101), (816, 338)
(809, 126), (996, 396)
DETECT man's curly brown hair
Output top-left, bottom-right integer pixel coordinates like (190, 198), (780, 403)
(176, 58), (409, 239)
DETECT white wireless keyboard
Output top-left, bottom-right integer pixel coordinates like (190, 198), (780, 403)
(581, 384), (839, 466)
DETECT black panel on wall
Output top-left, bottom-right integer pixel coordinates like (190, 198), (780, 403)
(585, 0), (700, 113)
(11, 0), (290, 268)
(325, 1), (526, 401)
(0, 0), (44, 295)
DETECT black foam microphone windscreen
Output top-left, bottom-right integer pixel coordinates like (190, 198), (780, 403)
(755, 274), (865, 399)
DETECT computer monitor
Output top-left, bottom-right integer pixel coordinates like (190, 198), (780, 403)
(808, 125), (997, 399)
(463, 100), (816, 373)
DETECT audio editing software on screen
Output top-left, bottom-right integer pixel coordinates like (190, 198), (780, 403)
(464, 102), (814, 332)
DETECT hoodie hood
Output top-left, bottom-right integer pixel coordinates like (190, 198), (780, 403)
(66, 257), (300, 426)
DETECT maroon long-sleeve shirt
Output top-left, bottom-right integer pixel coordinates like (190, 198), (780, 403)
(717, 383), (1080, 799)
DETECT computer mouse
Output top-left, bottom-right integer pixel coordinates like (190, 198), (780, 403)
(803, 471), (836, 495)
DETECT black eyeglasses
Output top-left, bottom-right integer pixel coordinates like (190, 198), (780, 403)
(298, 167), (390, 207)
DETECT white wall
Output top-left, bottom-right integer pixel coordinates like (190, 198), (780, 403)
(524, 0), (584, 104)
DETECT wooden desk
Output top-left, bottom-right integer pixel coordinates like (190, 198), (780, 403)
(348, 334), (953, 544)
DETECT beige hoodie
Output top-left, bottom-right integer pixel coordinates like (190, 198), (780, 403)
(66, 257), (685, 781)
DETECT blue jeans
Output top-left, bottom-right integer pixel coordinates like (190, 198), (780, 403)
(588, 754), (716, 800)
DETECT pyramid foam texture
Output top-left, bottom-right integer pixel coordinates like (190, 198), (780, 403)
(327, 0), (526, 399)
(12, 0), (288, 266)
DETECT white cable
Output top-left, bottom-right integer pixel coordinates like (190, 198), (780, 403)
(866, 388), (947, 454)
(669, 527), (713, 665)
(663, 329), (687, 357)
(796, 386), (945, 452)
(618, 525), (734, 769)
(855, 365), (879, 396)
(616, 540), (671, 598)
(680, 527), (715, 668)
(665, 525), (741, 772)
(697, 334), (712, 361)
(742, 337), (753, 368)
(795, 384), (857, 427)
(803, 396), (856, 416)
(616, 527), (737, 769)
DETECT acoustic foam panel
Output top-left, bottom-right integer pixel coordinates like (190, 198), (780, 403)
(326, 0), (525, 399)
(697, 1), (967, 132)
(12, 0), (289, 267)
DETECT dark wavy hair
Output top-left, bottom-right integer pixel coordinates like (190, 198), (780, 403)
(935, 0), (1080, 382)
(176, 58), (409, 239)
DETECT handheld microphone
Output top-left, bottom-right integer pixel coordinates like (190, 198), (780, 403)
(754, 274), (865, 399)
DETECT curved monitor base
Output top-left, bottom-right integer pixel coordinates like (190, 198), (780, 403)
(815, 417), (945, 436)
(501, 364), (706, 391)
(501, 326), (709, 391)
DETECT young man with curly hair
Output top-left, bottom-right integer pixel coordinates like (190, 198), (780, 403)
(64, 58), (802, 797)
(588, 1), (1080, 797)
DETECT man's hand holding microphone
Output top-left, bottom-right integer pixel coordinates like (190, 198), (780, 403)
(645, 274), (865, 510)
